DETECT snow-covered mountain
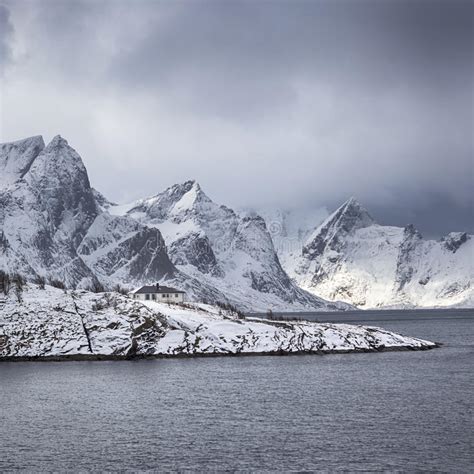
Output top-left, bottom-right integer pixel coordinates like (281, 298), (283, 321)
(0, 135), (346, 311)
(282, 198), (473, 308)
(0, 135), (180, 291)
(110, 180), (348, 311)
(0, 135), (100, 287)
(2, 134), (470, 311)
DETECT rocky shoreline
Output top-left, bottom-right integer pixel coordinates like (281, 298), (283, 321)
(0, 342), (439, 362)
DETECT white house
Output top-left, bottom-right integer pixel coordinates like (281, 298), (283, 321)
(132, 283), (185, 303)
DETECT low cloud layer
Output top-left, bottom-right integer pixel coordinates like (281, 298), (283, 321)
(0, 0), (472, 236)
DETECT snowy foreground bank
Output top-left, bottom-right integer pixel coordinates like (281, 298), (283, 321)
(0, 285), (437, 360)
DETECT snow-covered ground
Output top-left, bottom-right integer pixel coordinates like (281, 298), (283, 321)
(0, 284), (436, 360)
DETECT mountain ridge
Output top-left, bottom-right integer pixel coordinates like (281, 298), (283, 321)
(111, 177), (348, 311)
(1, 134), (471, 310)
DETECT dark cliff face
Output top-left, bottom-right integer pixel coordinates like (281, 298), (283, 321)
(303, 197), (374, 260)
(169, 232), (222, 277)
(126, 227), (176, 281)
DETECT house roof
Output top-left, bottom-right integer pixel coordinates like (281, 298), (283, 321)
(134, 285), (185, 294)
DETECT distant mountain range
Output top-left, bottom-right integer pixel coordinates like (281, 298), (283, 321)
(1, 135), (472, 310)
(278, 198), (473, 308)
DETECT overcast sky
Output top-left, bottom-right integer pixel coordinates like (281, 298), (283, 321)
(0, 0), (472, 236)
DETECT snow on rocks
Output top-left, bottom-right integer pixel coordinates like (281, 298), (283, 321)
(0, 284), (437, 360)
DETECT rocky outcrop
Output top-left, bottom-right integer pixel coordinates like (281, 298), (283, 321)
(169, 232), (222, 276)
(442, 232), (469, 253)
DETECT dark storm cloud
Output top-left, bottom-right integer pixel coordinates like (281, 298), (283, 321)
(108, 0), (472, 117)
(1, 0), (473, 235)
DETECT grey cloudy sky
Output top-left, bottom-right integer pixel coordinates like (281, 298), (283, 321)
(0, 0), (472, 236)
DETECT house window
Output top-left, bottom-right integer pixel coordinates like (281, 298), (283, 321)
(145, 294), (150, 300)
(175, 294), (178, 298)
(152, 294), (156, 300)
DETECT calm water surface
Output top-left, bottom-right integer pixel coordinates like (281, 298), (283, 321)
(1, 309), (473, 472)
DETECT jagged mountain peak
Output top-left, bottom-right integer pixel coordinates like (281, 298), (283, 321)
(46, 134), (68, 148)
(302, 197), (374, 259)
(163, 179), (202, 196)
(332, 196), (374, 226)
(22, 134), (99, 244)
(126, 179), (231, 224)
(0, 134), (83, 186)
(321, 197), (374, 233)
(32, 135), (79, 163)
(342, 195), (358, 207)
(168, 179), (211, 211)
(27, 134), (91, 185)
(178, 178), (198, 190)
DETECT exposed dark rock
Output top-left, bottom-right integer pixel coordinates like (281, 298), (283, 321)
(442, 232), (469, 253)
(169, 232), (222, 277)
